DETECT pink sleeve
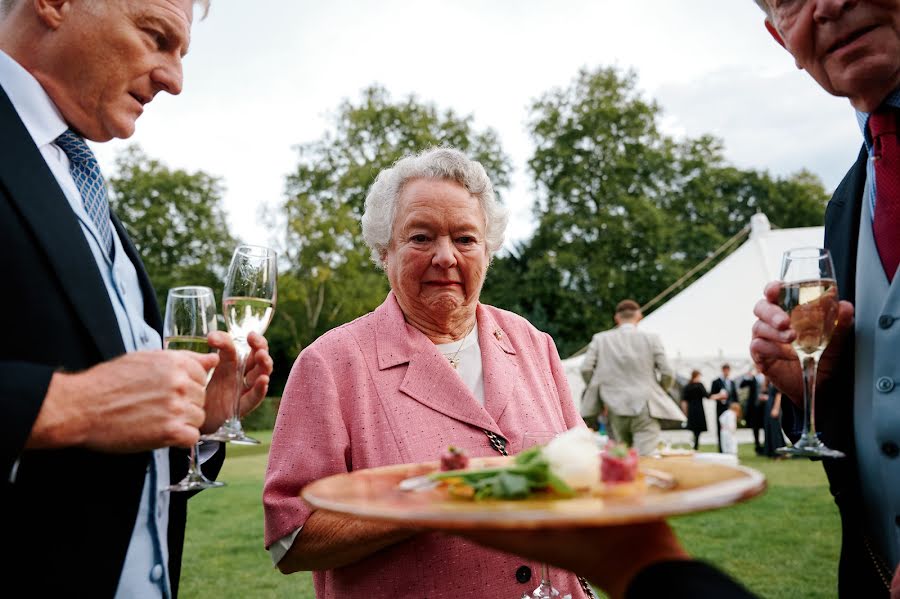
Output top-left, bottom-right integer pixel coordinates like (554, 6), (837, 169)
(263, 343), (350, 547)
(545, 332), (584, 430)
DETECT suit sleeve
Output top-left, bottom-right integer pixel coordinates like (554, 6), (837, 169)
(580, 337), (597, 385)
(651, 334), (674, 391)
(0, 361), (55, 478)
(544, 333), (582, 429)
(626, 560), (757, 598)
(263, 343), (351, 548)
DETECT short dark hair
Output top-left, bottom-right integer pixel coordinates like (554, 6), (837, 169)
(615, 299), (640, 315)
(691, 369), (701, 379)
(721, 363), (731, 370)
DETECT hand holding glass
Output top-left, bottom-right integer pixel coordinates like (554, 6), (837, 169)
(776, 247), (845, 459)
(163, 286), (224, 492)
(202, 244), (277, 445)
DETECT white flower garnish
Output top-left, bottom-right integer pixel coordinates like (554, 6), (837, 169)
(542, 427), (600, 489)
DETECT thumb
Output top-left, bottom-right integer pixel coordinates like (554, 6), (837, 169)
(193, 351), (220, 372)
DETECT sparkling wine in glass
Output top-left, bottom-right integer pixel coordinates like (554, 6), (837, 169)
(521, 431), (571, 599)
(164, 286), (225, 492)
(776, 247), (845, 459)
(202, 244), (277, 445)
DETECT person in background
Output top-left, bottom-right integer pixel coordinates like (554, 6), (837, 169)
(749, 0), (900, 595)
(719, 401), (742, 457)
(0, 1), (273, 596)
(680, 370), (709, 450)
(739, 366), (766, 455)
(762, 377), (786, 458)
(710, 363), (739, 453)
(579, 300), (685, 455)
(263, 148), (592, 598)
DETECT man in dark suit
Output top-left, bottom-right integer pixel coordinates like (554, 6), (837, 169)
(750, 0), (900, 596)
(710, 364), (739, 452)
(0, 0), (273, 596)
(739, 367), (766, 455)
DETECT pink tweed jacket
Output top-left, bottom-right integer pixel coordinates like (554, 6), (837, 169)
(264, 292), (589, 599)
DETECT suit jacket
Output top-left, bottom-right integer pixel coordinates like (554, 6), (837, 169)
(710, 376), (739, 416)
(263, 293), (590, 599)
(0, 85), (222, 597)
(814, 145), (892, 597)
(579, 325), (684, 422)
(626, 560), (756, 598)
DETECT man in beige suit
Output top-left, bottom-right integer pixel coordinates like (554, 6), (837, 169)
(580, 299), (684, 454)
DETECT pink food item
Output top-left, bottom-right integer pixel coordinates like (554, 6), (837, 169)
(440, 446), (470, 471)
(600, 444), (639, 483)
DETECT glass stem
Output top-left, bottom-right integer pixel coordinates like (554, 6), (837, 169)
(540, 562), (550, 585)
(801, 354), (818, 439)
(187, 442), (203, 479)
(230, 342), (250, 425)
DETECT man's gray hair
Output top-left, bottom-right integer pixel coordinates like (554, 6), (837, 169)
(361, 147), (508, 267)
(752, 0), (772, 19)
(1, 0), (211, 18)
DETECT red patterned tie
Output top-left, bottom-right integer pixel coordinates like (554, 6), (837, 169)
(871, 109), (900, 282)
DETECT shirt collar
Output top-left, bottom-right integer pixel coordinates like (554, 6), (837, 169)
(856, 88), (900, 151)
(0, 50), (68, 149)
(617, 323), (637, 331)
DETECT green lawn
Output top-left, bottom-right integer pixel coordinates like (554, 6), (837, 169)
(181, 435), (839, 598)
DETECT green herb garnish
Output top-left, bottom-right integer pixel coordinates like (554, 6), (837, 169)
(429, 445), (574, 500)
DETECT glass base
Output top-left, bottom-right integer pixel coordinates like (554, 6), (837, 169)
(777, 434), (845, 459)
(200, 421), (260, 445)
(168, 473), (226, 492)
(530, 582), (569, 599)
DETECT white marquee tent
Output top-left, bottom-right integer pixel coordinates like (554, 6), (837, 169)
(563, 213), (824, 428)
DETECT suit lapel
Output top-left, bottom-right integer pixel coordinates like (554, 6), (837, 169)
(376, 294), (499, 432)
(0, 86), (124, 360)
(825, 145), (867, 303)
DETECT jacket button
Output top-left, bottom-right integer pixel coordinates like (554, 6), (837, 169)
(877, 377), (895, 393)
(882, 442), (899, 458)
(516, 565), (532, 584)
(879, 315), (895, 329)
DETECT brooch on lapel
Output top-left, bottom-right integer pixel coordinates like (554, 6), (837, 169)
(493, 328), (503, 341)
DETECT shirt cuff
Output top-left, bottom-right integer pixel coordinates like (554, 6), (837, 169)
(268, 527), (302, 566)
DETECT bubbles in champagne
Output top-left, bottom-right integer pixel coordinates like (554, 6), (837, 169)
(778, 279), (839, 358)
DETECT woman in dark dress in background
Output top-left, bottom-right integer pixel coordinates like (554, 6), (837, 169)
(680, 370), (708, 450)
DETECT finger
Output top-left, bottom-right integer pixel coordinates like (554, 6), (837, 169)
(207, 330), (234, 352)
(763, 280), (782, 302)
(751, 318), (795, 344)
(181, 400), (206, 428)
(749, 338), (796, 364)
(247, 332), (270, 351)
(245, 350), (274, 380)
(181, 352), (219, 383)
(753, 298), (791, 330)
(170, 422), (201, 449)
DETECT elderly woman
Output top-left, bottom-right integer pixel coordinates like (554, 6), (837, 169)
(263, 148), (591, 598)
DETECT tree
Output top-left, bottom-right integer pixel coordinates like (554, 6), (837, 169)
(482, 67), (828, 358)
(265, 85), (512, 388)
(108, 145), (238, 310)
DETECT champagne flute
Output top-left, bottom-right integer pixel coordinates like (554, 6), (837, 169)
(163, 286), (225, 492)
(521, 431), (570, 599)
(202, 244), (277, 445)
(776, 247), (845, 459)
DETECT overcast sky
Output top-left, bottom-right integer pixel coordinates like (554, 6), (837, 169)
(93, 0), (863, 251)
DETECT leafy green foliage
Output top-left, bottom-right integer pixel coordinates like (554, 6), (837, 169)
(482, 67), (829, 357)
(264, 85), (512, 391)
(108, 145), (237, 310)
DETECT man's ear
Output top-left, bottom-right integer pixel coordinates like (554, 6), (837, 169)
(764, 18), (786, 49)
(32, 0), (69, 29)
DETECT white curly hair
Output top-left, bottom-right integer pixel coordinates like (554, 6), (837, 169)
(361, 147), (508, 268)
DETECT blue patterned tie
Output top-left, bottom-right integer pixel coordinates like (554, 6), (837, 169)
(55, 129), (114, 257)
